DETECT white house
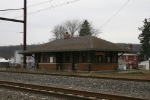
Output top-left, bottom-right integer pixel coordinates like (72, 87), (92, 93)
(9, 57), (15, 66)
(14, 50), (22, 65)
(138, 59), (150, 70)
(118, 58), (128, 70)
(0, 57), (9, 67)
(26, 56), (35, 67)
(10, 50), (35, 68)
(0, 57), (9, 62)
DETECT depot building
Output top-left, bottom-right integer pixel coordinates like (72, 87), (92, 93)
(21, 33), (134, 71)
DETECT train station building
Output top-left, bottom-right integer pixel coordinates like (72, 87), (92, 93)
(21, 33), (134, 71)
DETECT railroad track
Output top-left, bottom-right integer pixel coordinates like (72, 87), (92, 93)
(0, 80), (147, 100)
(0, 70), (150, 82)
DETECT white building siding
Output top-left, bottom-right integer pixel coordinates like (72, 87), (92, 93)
(139, 60), (149, 70)
(10, 50), (35, 68)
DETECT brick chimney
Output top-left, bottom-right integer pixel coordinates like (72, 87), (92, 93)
(64, 32), (70, 39)
(129, 44), (133, 50)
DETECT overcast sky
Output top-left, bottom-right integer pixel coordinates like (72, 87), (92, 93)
(0, 0), (149, 46)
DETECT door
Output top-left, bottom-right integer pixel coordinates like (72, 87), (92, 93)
(56, 52), (63, 70)
(72, 52), (78, 70)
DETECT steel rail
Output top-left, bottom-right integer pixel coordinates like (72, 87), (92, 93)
(0, 85), (94, 100)
(0, 70), (150, 82)
(0, 80), (147, 100)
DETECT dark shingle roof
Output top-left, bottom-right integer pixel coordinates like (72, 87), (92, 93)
(22, 35), (134, 54)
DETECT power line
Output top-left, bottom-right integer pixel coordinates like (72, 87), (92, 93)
(0, 10), (17, 15)
(0, 8), (23, 11)
(0, 0), (53, 15)
(0, 0), (79, 18)
(0, 0), (79, 32)
(15, 0), (80, 18)
(0, 0), (79, 23)
(27, 0), (53, 8)
(29, 0), (79, 15)
(99, 0), (129, 29)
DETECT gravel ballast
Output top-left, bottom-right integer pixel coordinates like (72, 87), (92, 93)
(0, 87), (67, 100)
(0, 72), (149, 99)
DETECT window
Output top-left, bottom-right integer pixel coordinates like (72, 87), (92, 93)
(65, 53), (70, 62)
(74, 52), (79, 63)
(101, 56), (106, 63)
(105, 52), (111, 63)
(107, 57), (110, 63)
(99, 56), (102, 62)
(98, 56), (103, 63)
(82, 52), (87, 62)
(134, 56), (136, 60)
(50, 56), (53, 63)
(126, 56), (128, 60)
(43, 54), (47, 63)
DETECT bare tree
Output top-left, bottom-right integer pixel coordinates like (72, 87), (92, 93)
(90, 26), (100, 36)
(50, 19), (100, 41)
(64, 19), (81, 37)
(51, 25), (67, 40)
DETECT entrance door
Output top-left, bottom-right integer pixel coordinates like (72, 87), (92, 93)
(56, 52), (63, 70)
(72, 52), (78, 70)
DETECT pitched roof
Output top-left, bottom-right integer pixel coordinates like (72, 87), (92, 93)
(22, 35), (134, 54)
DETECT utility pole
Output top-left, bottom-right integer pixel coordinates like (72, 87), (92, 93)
(0, 0), (27, 68)
(23, 0), (27, 68)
